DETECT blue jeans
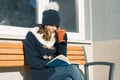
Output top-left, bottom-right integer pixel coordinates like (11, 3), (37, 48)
(48, 64), (83, 80)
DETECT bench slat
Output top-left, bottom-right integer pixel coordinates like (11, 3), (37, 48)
(0, 61), (24, 67)
(67, 46), (83, 51)
(67, 55), (85, 60)
(67, 51), (84, 55)
(0, 42), (23, 49)
(0, 48), (23, 54)
(0, 55), (24, 60)
(70, 60), (86, 64)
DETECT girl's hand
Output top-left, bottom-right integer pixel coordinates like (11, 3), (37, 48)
(59, 33), (67, 43)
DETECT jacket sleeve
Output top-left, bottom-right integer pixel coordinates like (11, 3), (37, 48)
(24, 32), (49, 69)
(55, 41), (67, 56)
(55, 33), (67, 56)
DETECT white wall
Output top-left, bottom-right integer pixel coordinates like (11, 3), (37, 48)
(90, 0), (120, 80)
(93, 40), (120, 80)
(92, 0), (120, 41)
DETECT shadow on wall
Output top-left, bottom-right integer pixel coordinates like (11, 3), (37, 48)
(0, 67), (31, 80)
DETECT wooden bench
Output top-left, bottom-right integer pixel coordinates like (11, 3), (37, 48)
(0, 42), (86, 67)
(0, 42), (115, 80)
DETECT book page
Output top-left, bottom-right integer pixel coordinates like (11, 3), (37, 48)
(47, 54), (70, 67)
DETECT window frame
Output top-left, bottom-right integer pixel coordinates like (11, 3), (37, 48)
(0, 0), (86, 42)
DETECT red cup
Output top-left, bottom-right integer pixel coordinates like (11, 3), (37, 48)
(57, 29), (66, 42)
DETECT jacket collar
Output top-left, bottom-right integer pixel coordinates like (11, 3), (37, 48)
(30, 27), (56, 48)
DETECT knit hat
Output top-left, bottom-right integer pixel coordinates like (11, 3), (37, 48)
(42, 2), (60, 26)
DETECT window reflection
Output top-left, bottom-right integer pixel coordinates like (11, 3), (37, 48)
(0, 0), (36, 27)
(50, 0), (78, 32)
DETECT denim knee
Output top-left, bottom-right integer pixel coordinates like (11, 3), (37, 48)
(70, 64), (79, 69)
(63, 77), (72, 80)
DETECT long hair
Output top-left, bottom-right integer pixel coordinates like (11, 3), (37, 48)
(37, 24), (57, 41)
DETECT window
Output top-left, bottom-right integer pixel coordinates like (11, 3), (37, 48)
(0, 0), (85, 42)
(48, 0), (85, 42)
(0, 0), (37, 39)
(0, 0), (36, 27)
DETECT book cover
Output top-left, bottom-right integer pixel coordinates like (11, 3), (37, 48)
(46, 54), (70, 67)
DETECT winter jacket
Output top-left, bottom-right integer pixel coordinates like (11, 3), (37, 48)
(24, 27), (67, 80)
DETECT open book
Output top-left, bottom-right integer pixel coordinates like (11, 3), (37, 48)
(46, 54), (70, 67)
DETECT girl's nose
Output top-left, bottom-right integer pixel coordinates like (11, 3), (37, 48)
(53, 26), (57, 30)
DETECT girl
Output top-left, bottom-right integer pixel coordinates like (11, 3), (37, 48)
(24, 2), (83, 80)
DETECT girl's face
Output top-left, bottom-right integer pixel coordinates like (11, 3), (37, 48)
(47, 25), (58, 33)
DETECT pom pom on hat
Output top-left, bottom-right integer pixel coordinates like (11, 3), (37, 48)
(42, 2), (60, 26)
(44, 2), (59, 11)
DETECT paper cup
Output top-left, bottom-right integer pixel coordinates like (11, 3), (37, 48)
(57, 29), (66, 42)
